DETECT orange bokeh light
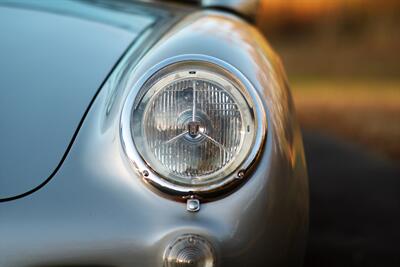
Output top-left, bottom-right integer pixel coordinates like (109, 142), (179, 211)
(259, 0), (397, 20)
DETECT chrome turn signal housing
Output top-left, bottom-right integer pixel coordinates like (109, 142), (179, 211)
(163, 234), (216, 267)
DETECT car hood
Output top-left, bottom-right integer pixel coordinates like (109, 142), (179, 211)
(0, 1), (161, 200)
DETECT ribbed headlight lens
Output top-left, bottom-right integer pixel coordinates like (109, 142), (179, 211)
(130, 60), (257, 189)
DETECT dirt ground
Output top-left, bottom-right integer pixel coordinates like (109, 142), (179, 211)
(302, 131), (400, 267)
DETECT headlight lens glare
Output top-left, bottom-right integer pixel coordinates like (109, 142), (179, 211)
(130, 60), (258, 189)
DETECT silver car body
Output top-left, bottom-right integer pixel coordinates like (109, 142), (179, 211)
(0, 1), (308, 266)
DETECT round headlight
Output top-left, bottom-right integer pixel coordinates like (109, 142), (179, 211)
(121, 55), (266, 197)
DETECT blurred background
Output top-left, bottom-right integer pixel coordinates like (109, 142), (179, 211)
(257, 0), (400, 162)
(255, 1), (400, 266)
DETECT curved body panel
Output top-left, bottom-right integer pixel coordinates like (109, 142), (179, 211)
(0, 8), (308, 267)
(0, 1), (155, 200)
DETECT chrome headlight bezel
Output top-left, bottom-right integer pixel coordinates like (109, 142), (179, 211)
(120, 55), (267, 199)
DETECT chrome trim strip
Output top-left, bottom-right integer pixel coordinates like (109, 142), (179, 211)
(202, 0), (259, 19)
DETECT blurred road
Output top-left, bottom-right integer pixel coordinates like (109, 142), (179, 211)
(302, 131), (400, 267)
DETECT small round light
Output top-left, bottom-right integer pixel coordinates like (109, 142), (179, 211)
(131, 60), (257, 189)
(164, 234), (216, 267)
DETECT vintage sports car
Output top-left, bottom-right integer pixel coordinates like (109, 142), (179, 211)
(0, 0), (309, 266)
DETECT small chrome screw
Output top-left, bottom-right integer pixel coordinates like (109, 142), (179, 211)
(237, 170), (245, 179)
(142, 170), (149, 177)
(187, 198), (200, 212)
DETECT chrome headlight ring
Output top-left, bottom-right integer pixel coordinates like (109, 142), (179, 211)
(120, 55), (267, 199)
